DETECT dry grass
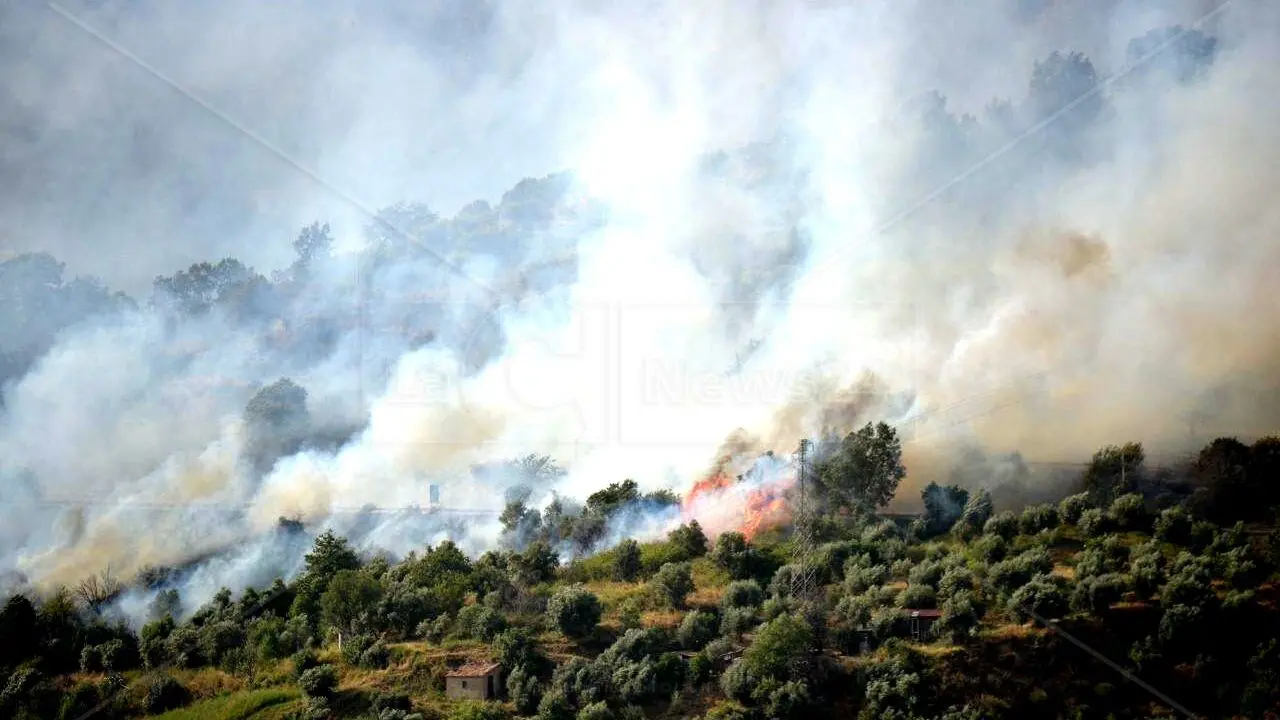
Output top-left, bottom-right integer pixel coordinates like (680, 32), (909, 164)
(1051, 564), (1076, 580)
(979, 622), (1045, 640)
(172, 666), (245, 698)
(687, 584), (725, 608)
(642, 609), (684, 629)
(584, 580), (647, 608)
(909, 642), (964, 658)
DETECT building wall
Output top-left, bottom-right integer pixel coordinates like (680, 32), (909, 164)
(445, 674), (498, 701)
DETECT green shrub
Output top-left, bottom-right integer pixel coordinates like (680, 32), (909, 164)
(984, 511), (1020, 541)
(678, 610), (719, 650)
(907, 560), (944, 589)
(721, 580), (764, 609)
(937, 567), (975, 600)
(973, 535), (1008, 564)
(577, 701), (613, 720)
(1074, 536), (1130, 579)
(547, 586), (603, 638)
(56, 681), (100, 720)
(1059, 493), (1092, 524)
(719, 659), (758, 702)
(763, 679), (812, 719)
(669, 521), (709, 559)
(613, 539), (642, 582)
(651, 562), (695, 609)
(143, 674), (191, 714)
(1154, 506), (1192, 544)
(79, 645), (102, 674)
(450, 700), (514, 720)
(768, 565), (801, 599)
(298, 664), (337, 699)
(507, 664), (543, 715)
(711, 532), (759, 580)
(988, 548), (1053, 595)
(457, 604), (508, 641)
(1008, 575), (1070, 620)
(896, 583), (938, 610)
(743, 613), (812, 678)
(935, 590), (985, 643)
(1077, 508), (1112, 538)
(703, 701), (751, 720)
(720, 606), (756, 637)
(1071, 573), (1131, 614)
(1109, 493), (1148, 530)
(1020, 504), (1061, 534)
(292, 648), (320, 678)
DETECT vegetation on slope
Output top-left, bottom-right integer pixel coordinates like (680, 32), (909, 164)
(2, 425), (1279, 719)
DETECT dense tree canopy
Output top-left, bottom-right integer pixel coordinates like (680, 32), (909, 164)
(815, 422), (906, 515)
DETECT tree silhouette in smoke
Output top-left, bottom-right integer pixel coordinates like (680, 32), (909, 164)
(1082, 441), (1144, 504)
(0, 252), (134, 391)
(242, 377), (311, 477)
(1126, 25), (1219, 86)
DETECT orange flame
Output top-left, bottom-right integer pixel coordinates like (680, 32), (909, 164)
(740, 487), (791, 541)
(681, 465), (795, 541)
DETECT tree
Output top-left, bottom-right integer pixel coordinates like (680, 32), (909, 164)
(0, 595), (40, 671)
(365, 202), (445, 261)
(547, 586), (602, 638)
(935, 590), (984, 643)
(298, 664), (337, 699)
(983, 511), (1019, 541)
(1009, 575), (1070, 620)
(1082, 442), (1144, 504)
(711, 532), (758, 580)
(74, 567), (122, 612)
(1126, 26), (1218, 85)
(290, 222), (333, 282)
(721, 580), (764, 610)
(1191, 437), (1256, 523)
(678, 611), (719, 650)
(668, 520), (709, 559)
(500, 499), (542, 545)
(651, 562), (695, 609)
(1026, 50), (1107, 161)
(511, 540), (559, 587)
(585, 479), (641, 516)
(292, 530), (361, 622)
(153, 257), (261, 315)
(815, 422), (906, 514)
(956, 488), (994, 537)
(320, 570), (382, 637)
(612, 539), (641, 582)
(921, 482), (969, 536)
(744, 614), (813, 679)
(304, 530), (360, 579)
(242, 378), (310, 475)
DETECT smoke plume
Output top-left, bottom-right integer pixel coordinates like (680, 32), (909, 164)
(1, 0), (1278, 619)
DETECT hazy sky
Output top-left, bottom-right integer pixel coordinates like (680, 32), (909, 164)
(1, 0), (1228, 293)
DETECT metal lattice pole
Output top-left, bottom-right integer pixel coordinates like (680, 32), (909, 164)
(790, 439), (818, 601)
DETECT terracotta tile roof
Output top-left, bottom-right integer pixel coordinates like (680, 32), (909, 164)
(447, 662), (501, 678)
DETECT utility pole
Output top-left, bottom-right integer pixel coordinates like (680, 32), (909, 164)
(790, 439), (818, 601)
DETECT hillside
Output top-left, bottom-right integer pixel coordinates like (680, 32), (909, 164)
(3, 431), (1279, 720)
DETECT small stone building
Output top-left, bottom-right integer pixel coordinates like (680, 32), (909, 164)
(445, 662), (503, 701)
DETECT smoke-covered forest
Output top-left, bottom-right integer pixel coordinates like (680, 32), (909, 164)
(2, 0), (1280, 718)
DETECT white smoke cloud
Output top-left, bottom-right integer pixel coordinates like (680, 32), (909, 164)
(2, 0), (1277, 619)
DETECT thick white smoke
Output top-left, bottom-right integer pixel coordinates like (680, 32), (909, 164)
(2, 0), (1278, 620)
